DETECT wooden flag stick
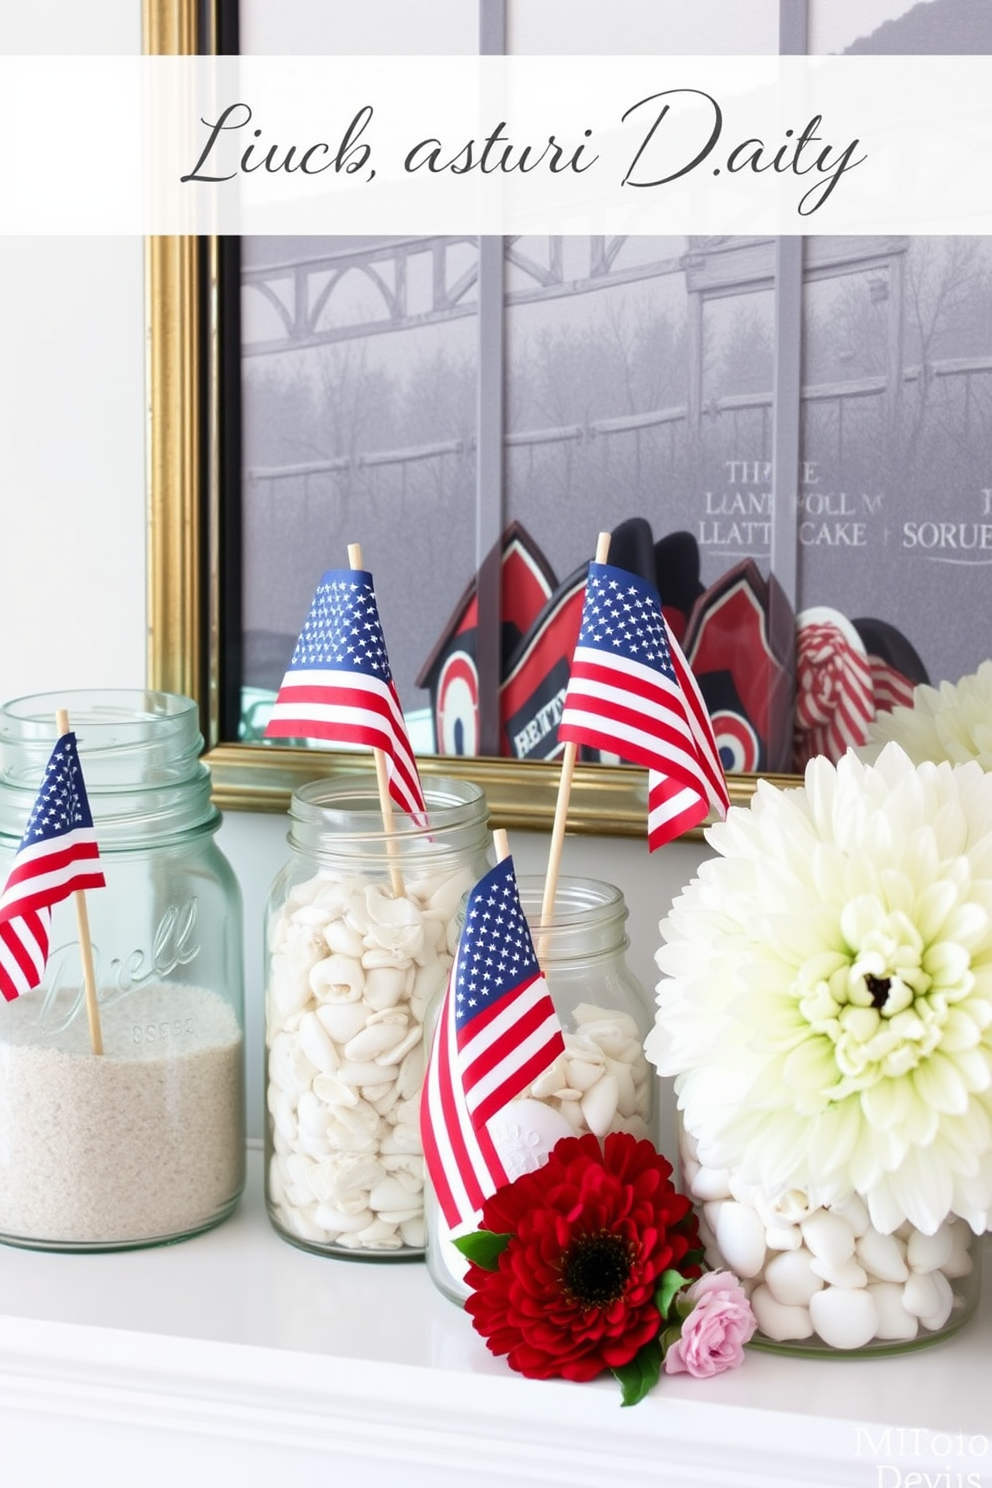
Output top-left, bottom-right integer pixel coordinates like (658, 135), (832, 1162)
(56, 708), (103, 1056)
(347, 543), (405, 898)
(493, 827), (510, 864)
(539, 530), (612, 929)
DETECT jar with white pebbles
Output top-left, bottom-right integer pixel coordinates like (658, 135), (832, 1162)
(265, 775), (491, 1258)
(680, 1126), (982, 1355)
(426, 875), (659, 1304)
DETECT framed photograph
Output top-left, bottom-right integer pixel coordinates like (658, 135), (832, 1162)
(145, 0), (992, 829)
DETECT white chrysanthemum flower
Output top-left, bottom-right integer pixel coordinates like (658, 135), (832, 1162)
(645, 744), (992, 1237)
(859, 660), (992, 770)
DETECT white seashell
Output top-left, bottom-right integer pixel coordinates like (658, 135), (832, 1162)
(397, 1046), (425, 1100)
(381, 1126), (422, 1155)
(345, 1020), (408, 1063)
(763, 1248), (824, 1307)
(612, 1115), (651, 1141)
(312, 1073), (360, 1109)
(268, 1090), (298, 1144)
(903, 1270), (943, 1319)
(830, 1194), (870, 1238)
(363, 965), (408, 1010)
(765, 1189), (816, 1225)
(572, 1004), (640, 1039)
(315, 1203), (375, 1234)
(917, 1271), (954, 1332)
(309, 954), (365, 1002)
(370, 1175), (420, 1212)
(765, 1224), (803, 1251)
(370, 1085), (401, 1116)
(400, 1215), (426, 1249)
(298, 1011), (340, 1075)
(315, 1000), (371, 1047)
(375, 1024), (424, 1067)
(285, 1204), (325, 1243)
(809, 1256), (868, 1289)
(802, 1210), (856, 1268)
(906, 1224), (954, 1274)
(268, 1155), (286, 1207)
(868, 1283), (919, 1341)
(355, 1219), (404, 1249)
(605, 1057), (638, 1117)
(689, 1165), (733, 1202)
(580, 1074), (620, 1138)
(270, 958), (314, 1018)
(809, 1287), (879, 1349)
(942, 1222), (974, 1278)
(323, 919), (365, 959)
(297, 1091), (330, 1138)
(714, 1201), (768, 1278)
(269, 1032), (318, 1093)
(338, 1058), (392, 1087)
(557, 1098), (588, 1133)
(856, 1229), (909, 1283)
(563, 1058), (606, 1094)
(750, 1285), (814, 1342)
(376, 1208), (422, 1226)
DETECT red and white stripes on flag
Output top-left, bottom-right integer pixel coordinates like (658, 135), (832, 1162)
(265, 568), (427, 817)
(420, 856), (565, 1232)
(0, 731), (105, 1003)
(558, 560), (729, 849)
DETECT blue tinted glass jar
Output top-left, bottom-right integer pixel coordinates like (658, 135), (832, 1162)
(0, 690), (245, 1250)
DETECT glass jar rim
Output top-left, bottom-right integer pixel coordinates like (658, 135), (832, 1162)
(289, 772), (487, 847)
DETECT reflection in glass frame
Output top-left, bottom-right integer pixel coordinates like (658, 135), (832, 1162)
(145, 1), (991, 828)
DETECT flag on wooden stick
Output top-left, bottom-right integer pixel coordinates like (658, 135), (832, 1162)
(0, 731), (105, 1003)
(558, 560), (730, 848)
(265, 567), (427, 817)
(421, 854), (565, 1231)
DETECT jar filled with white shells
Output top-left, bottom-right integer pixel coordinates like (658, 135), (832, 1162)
(427, 876), (659, 1304)
(264, 775), (492, 1259)
(679, 1125), (982, 1355)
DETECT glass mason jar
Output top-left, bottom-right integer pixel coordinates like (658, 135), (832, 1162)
(679, 1122), (982, 1356)
(0, 689), (246, 1251)
(427, 874), (658, 1304)
(264, 774), (491, 1259)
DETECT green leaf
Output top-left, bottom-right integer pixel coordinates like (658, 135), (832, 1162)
(613, 1339), (663, 1407)
(655, 1269), (689, 1323)
(451, 1229), (512, 1269)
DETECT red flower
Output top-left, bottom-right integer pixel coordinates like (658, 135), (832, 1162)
(463, 1132), (701, 1383)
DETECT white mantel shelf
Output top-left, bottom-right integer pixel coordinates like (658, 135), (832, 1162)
(0, 1149), (989, 1488)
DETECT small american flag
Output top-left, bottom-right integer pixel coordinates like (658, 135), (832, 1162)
(559, 560), (730, 848)
(421, 855), (565, 1232)
(0, 731), (105, 1003)
(265, 568), (427, 817)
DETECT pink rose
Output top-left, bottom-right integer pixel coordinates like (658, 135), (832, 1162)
(663, 1271), (756, 1378)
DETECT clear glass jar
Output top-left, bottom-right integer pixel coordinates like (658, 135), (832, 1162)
(679, 1123), (982, 1356)
(0, 689), (245, 1251)
(264, 774), (491, 1259)
(426, 874), (658, 1304)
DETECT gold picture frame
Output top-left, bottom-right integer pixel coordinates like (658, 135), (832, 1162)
(143, 0), (789, 829)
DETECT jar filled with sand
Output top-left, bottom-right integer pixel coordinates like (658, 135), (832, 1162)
(0, 690), (245, 1250)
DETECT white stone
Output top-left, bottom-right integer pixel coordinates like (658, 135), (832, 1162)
(490, 1099), (573, 1181)
(802, 1210), (856, 1268)
(907, 1224), (954, 1274)
(809, 1255), (868, 1289)
(809, 1287), (879, 1350)
(867, 1283), (919, 1341)
(580, 1074), (620, 1138)
(903, 1270), (942, 1319)
(917, 1271), (954, 1332)
(689, 1165), (733, 1202)
(855, 1229), (909, 1283)
(750, 1285), (814, 1342)
(714, 1201), (768, 1279)
(763, 1248), (824, 1308)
